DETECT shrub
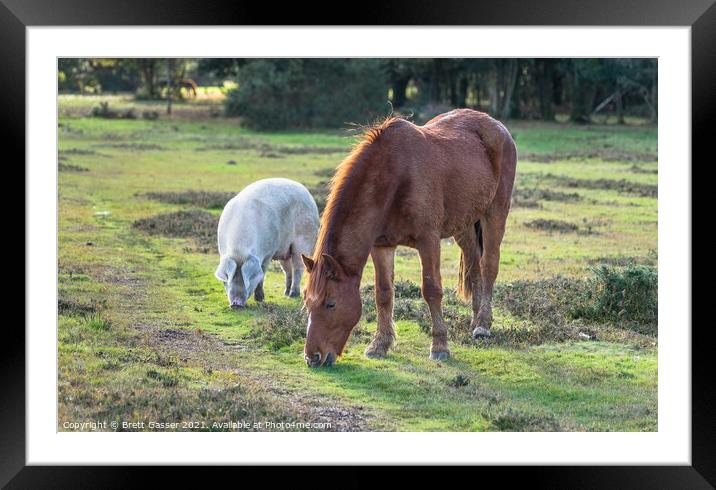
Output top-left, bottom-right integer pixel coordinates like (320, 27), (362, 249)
(525, 219), (579, 233)
(248, 304), (308, 350)
(225, 59), (390, 130)
(91, 101), (136, 119)
(570, 265), (657, 324)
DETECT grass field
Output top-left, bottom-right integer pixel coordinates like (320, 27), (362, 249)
(58, 95), (658, 432)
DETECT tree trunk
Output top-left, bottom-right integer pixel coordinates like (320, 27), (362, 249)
(429, 60), (442, 104)
(449, 73), (459, 106)
(390, 77), (409, 108)
(499, 59), (518, 120)
(569, 66), (594, 124)
(538, 59), (555, 121)
(650, 74), (658, 123)
(139, 60), (157, 98)
(615, 91), (625, 124)
(488, 63), (499, 115)
(166, 59), (174, 115)
(457, 76), (468, 107)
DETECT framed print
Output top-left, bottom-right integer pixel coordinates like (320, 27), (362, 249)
(4, 0), (713, 486)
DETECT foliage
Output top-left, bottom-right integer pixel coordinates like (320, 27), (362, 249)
(571, 265), (658, 325)
(247, 304), (308, 351)
(91, 101), (137, 119)
(59, 57), (658, 126)
(224, 59), (390, 129)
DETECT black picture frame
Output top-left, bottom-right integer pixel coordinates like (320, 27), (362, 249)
(3, 0), (711, 486)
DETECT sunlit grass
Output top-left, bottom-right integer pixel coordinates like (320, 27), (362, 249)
(57, 95), (658, 431)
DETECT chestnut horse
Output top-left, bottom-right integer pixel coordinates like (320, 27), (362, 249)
(301, 109), (517, 367)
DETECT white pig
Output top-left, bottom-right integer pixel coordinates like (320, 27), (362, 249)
(215, 178), (319, 308)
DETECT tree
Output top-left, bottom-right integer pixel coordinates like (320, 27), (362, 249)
(224, 59), (389, 129)
(382, 59), (412, 108)
(536, 59), (556, 121)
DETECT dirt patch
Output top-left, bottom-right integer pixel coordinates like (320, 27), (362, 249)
(59, 148), (106, 157)
(98, 143), (167, 151)
(545, 174), (657, 198)
(141, 190), (235, 210)
(58, 295), (101, 316)
(194, 138), (345, 156)
(487, 409), (562, 431)
(280, 146), (345, 155)
(512, 187), (582, 208)
(524, 219), (580, 233)
(629, 164), (658, 175)
(137, 326), (229, 355)
(134, 323), (370, 431)
(59, 162), (89, 173)
(132, 210), (218, 250)
(522, 149), (657, 163)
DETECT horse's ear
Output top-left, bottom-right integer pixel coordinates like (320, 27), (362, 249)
(301, 254), (315, 273)
(321, 253), (345, 278)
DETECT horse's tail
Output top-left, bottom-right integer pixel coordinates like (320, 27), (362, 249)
(457, 220), (483, 302)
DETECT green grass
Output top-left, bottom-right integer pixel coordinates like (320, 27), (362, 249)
(57, 94), (658, 432)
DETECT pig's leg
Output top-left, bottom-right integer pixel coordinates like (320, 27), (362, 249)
(254, 258), (270, 303)
(280, 258), (293, 296)
(289, 251), (303, 298)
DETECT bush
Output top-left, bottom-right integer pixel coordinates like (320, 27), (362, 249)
(570, 265), (657, 324)
(248, 304), (308, 350)
(225, 59), (390, 130)
(91, 101), (136, 119)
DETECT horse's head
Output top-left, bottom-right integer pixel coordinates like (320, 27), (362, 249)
(301, 253), (362, 367)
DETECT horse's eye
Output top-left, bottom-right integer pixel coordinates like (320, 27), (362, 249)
(325, 299), (336, 310)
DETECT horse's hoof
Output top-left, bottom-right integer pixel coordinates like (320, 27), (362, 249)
(288, 290), (301, 298)
(472, 326), (491, 339)
(365, 335), (394, 359)
(429, 351), (450, 361)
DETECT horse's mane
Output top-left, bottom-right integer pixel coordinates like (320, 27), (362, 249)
(303, 116), (401, 305)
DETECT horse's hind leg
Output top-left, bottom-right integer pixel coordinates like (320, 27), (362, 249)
(454, 224), (483, 331)
(365, 246), (397, 358)
(416, 235), (449, 360)
(473, 213), (507, 338)
(279, 258), (293, 296)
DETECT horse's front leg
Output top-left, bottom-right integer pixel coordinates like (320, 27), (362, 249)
(365, 246), (397, 358)
(417, 236), (449, 360)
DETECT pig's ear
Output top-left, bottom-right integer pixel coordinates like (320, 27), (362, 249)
(215, 256), (238, 282)
(301, 254), (315, 273)
(241, 255), (264, 290)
